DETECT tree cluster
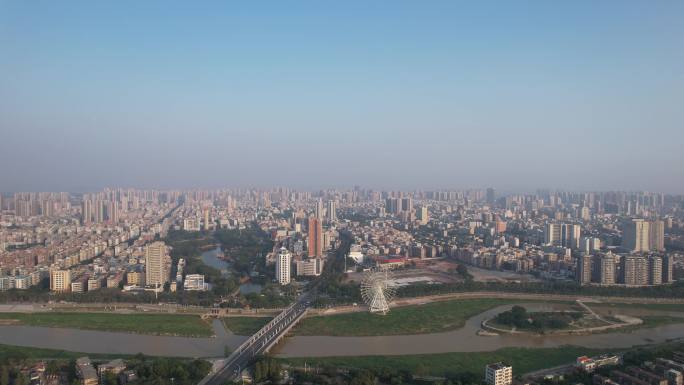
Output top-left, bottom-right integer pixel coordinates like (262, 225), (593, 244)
(494, 305), (582, 332)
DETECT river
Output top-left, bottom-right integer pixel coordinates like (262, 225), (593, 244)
(0, 303), (682, 358)
(272, 303), (684, 357)
(0, 319), (246, 358)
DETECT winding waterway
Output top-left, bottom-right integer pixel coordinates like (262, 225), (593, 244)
(0, 303), (681, 358)
(272, 303), (684, 357)
(0, 319), (247, 358)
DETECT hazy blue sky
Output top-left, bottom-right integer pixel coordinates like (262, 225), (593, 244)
(1, 1), (683, 192)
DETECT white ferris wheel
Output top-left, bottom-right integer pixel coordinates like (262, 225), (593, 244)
(360, 267), (396, 315)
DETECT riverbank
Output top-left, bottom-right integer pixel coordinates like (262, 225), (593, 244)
(280, 345), (610, 378)
(294, 298), (540, 336)
(0, 301), (682, 359)
(222, 316), (272, 335)
(0, 318), (246, 357)
(0, 312), (214, 337)
(0, 343), (135, 360)
(274, 302), (684, 357)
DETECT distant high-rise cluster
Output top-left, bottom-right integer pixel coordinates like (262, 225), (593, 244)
(576, 253), (673, 286)
(2, 187), (682, 300)
(486, 188), (496, 205)
(384, 196), (418, 223)
(622, 218), (665, 252)
(11, 192), (71, 218)
(544, 223), (582, 249)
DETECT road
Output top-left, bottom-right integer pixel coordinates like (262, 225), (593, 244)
(199, 295), (310, 385)
(200, 232), (352, 384)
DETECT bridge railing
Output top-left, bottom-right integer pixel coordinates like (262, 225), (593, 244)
(259, 307), (308, 355)
(225, 301), (298, 363)
(199, 301), (304, 385)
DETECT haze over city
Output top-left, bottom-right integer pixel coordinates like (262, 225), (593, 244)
(5, 2), (684, 385)
(2, 1), (684, 192)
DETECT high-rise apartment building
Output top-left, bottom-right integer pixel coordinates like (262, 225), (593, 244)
(495, 219), (507, 234)
(385, 197), (401, 214)
(598, 254), (616, 285)
(622, 219), (650, 252)
(203, 209), (211, 230)
(326, 200), (337, 223)
(577, 255), (592, 285)
(41, 200), (54, 217)
(544, 223), (581, 249)
(648, 256), (663, 285)
(486, 188), (496, 205)
(108, 200), (119, 223)
(580, 206), (591, 221)
(663, 255), (674, 283)
(315, 198), (324, 220)
(485, 363), (512, 385)
(50, 269), (71, 292)
(580, 237), (601, 254)
(308, 217), (323, 257)
(649, 220), (665, 252)
(417, 206), (429, 225)
(401, 197), (413, 213)
(145, 242), (169, 288)
(81, 199), (93, 224)
(275, 247), (291, 285)
(622, 255), (648, 286)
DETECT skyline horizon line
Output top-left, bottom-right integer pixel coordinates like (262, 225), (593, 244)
(3, 185), (684, 195)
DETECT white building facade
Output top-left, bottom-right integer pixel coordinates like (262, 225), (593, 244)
(275, 247), (291, 285)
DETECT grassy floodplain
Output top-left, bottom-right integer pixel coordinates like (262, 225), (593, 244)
(222, 316), (273, 335)
(0, 312), (213, 337)
(281, 346), (610, 378)
(294, 298), (539, 336)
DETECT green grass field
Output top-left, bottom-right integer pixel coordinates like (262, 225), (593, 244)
(222, 317), (272, 335)
(294, 298), (535, 336)
(0, 312), (214, 337)
(281, 346), (609, 378)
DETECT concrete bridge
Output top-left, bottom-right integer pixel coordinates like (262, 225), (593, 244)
(199, 298), (309, 385)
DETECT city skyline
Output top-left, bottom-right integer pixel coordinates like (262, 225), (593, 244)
(2, 186), (684, 197)
(3, 2), (684, 383)
(2, 1), (684, 192)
